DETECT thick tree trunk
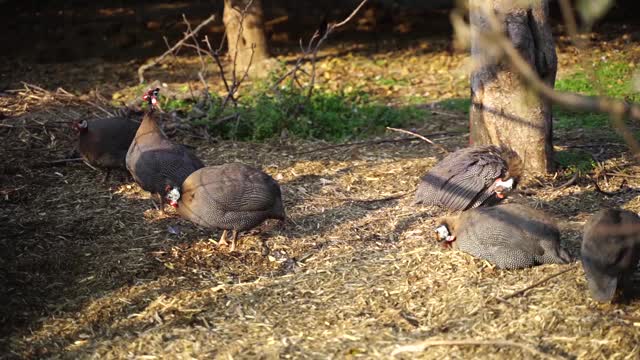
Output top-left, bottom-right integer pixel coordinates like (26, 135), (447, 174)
(223, 0), (270, 76)
(469, 0), (557, 174)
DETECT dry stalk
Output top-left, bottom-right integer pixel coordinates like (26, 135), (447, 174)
(391, 339), (560, 359)
(386, 127), (449, 154)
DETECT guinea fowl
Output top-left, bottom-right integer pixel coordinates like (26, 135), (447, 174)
(434, 203), (571, 269)
(126, 88), (204, 210)
(414, 145), (523, 211)
(73, 115), (140, 181)
(164, 163), (285, 251)
(581, 209), (640, 302)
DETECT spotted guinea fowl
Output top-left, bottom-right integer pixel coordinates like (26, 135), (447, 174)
(73, 115), (140, 181)
(414, 145), (523, 211)
(164, 163), (285, 251)
(581, 209), (640, 302)
(126, 88), (204, 210)
(434, 203), (571, 269)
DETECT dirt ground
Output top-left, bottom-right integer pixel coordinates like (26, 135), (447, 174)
(2, 2), (640, 359)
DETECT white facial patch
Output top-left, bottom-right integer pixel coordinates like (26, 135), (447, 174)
(166, 187), (181, 202)
(435, 225), (450, 240)
(495, 178), (514, 191)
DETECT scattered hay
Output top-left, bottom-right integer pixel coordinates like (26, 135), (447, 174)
(1, 89), (640, 359)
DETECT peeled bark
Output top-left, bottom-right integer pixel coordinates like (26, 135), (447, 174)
(223, 0), (270, 76)
(469, 0), (557, 174)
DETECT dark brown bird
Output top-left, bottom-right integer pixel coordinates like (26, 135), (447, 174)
(581, 209), (640, 302)
(164, 163), (285, 251)
(434, 203), (571, 269)
(415, 145), (523, 211)
(73, 116), (140, 181)
(126, 88), (204, 210)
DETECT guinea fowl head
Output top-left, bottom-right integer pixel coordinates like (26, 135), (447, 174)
(142, 88), (160, 110)
(493, 178), (514, 199)
(73, 119), (89, 134)
(498, 145), (524, 180)
(164, 185), (181, 208)
(434, 216), (457, 243)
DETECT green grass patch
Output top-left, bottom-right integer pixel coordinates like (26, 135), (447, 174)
(187, 86), (427, 142)
(437, 98), (471, 114)
(374, 76), (409, 87)
(432, 61), (638, 131)
(555, 60), (639, 129)
(556, 60), (639, 101)
(555, 149), (596, 173)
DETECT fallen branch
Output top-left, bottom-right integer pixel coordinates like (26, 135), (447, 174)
(137, 14), (217, 84)
(498, 264), (577, 301)
(391, 339), (558, 359)
(386, 127), (449, 154)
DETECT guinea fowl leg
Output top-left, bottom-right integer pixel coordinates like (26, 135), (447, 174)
(230, 230), (239, 252)
(101, 170), (111, 183)
(218, 230), (229, 247)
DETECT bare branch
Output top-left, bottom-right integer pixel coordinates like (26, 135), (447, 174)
(182, 14), (209, 93)
(271, 0), (368, 95)
(137, 14), (216, 84)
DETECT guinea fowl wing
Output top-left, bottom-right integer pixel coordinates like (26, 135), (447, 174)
(461, 207), (545, 255)
(437, 153), (505, 210)
(186, 165), (279, 213)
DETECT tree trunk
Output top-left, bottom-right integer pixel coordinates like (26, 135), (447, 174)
(223, 0), (270, 76)
(469, 0), (557, 174)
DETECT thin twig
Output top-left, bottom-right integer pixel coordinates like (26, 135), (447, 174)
(386, 127), (449, 154)
(592, 179), (618, 196)
(82, 160), (99, 172)
(48, 158), (84, 164)
(605, 172), (640, 179)
(498, 264), (577, 301)
(391, 339), (559, 359)
(182, 14), (209, 93)
(294, 132), (461, 155)
(137, 14), (217, 84)
(554, 172), (579, 190)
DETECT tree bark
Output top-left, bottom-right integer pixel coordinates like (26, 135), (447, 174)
(469, 0), (557, 174)
(223, 0), (270, 76)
